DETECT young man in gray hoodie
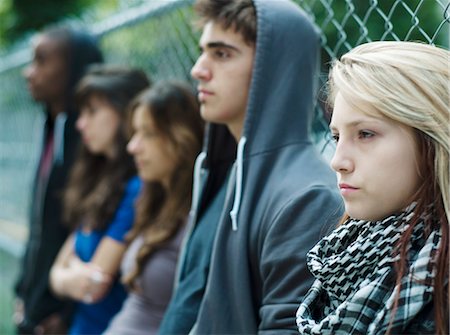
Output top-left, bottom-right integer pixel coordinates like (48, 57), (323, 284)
(160, 0), (343, 333)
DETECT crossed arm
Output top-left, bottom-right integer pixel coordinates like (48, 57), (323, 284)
(49, 233), (128, 304)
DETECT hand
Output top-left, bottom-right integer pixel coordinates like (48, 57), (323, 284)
(65, 257), (113, 303)
(34, 313), (67, 335)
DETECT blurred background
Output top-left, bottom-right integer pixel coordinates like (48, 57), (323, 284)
(0, 0), (448, 333)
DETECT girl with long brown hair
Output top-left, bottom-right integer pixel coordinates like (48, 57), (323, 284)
(104, 81), (204, 335)
(49, 65), (150, 335)
(296, 41), (449, 334)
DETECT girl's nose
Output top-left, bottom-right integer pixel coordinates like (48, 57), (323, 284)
(330, 141), (354, 174)
(127, 134), (140, 155)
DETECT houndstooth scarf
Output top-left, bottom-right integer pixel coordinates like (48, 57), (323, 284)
(296, 204), (441, 335)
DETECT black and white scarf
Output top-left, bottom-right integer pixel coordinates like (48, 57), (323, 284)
(296, 204), (441, 335)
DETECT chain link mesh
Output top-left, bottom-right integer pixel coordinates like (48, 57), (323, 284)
(0, 0), (448, 225)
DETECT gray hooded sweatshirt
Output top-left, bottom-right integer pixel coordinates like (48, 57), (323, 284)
(189, 0), (344, 333)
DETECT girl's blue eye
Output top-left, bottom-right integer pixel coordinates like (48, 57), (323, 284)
(331, 133), (339, 143)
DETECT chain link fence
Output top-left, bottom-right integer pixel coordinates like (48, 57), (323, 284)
(0, 0), (448, 231)
(0, 0), (448, 333)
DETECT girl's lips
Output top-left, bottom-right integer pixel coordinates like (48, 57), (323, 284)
(339, 183), (358, 189)
(339, 183), (359, 196)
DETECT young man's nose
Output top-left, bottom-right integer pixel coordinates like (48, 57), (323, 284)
(191, 56), (211, 82)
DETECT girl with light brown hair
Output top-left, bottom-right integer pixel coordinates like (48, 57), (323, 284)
(105, 81), (204, 335)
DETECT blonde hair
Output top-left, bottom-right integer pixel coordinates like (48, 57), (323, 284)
(329, 41), (449, 334)
(329, 41), (450, 223)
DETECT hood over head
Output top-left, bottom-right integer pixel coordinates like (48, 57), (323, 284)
(244, 0), (319, 155)
(193, 0), (320, 224)
(199, 0), (320, 160)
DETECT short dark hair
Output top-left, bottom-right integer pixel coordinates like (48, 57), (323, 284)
(39, 24), (104, 110)
(194, 0), (257, 45)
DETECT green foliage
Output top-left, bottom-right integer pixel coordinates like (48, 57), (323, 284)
(0, 0), (119, 48)
(297, 0), (448, 66)
(0, 0), (13, 48)
(101, 6), (199, 84)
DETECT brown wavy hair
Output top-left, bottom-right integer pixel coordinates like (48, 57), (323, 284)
(122, 81), (204, 290)
(63, 65), (150, 231)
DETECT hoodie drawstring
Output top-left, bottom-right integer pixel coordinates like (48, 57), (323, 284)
(230, 136), (247, 231)
(173, 151), (207, 288)
(189, 151), (207, 221)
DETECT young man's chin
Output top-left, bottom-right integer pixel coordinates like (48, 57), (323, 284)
(200, 106), (226, 124)
(200, 107), (216, 123)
